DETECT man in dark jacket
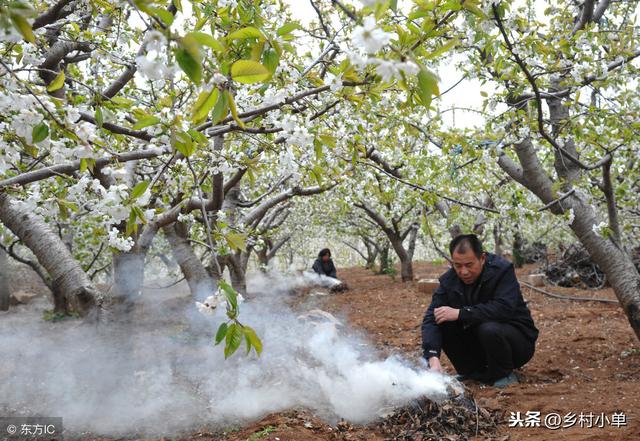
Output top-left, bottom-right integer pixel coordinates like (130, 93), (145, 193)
(312, 248), (337, 278)
(421, 234), (538, 387)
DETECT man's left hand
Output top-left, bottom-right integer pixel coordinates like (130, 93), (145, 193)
(434, 306), (460, 324)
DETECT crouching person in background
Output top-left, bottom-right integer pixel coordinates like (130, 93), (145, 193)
(421, 234), (538, 388)
(310, 248), (348, 292)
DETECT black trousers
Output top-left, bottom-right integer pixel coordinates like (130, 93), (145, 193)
(441, 321), (535, 381)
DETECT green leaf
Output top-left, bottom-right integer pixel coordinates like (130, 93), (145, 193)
(151, 7), (175, 26)
(132, 205), (147, 224)
(262, 47), (279, 74)
(224, 323), (243, 359)
(225, 232), (247, 251)
(225, 90), (245, 128)
(130, 181), (150, 199)
(319, 134), (337, 148)
(46, 71), (65, 92)
(226, 26), (263, 41)
(174, 130), (196, 157)
(230, 60), (271, 84)
(462, 1), (487, 18)
(215, 322), (228, 345)
(243, 326), (263, 355)
(417, 68), (439, 109)
(10, 13), (35, 43)
(191, 88), (220, 123)
(210, 90), (229, 124)
(217, 279), (238, 311)
(132, 115), (160, 130)
(175, 35), (202, 84)
(276, 22), (300, 36)
(95, 107), (104, 128)
(188, 32), (224, 52)
(426, 38), (458, 60)
(31, 122), (49, 144)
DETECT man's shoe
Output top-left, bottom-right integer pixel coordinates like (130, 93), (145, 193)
(492, 372), (519, 388)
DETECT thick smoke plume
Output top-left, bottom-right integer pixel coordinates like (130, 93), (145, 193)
(0, 271), (453, 437)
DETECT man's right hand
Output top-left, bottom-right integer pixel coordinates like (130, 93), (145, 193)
(428, 356), (443, 373)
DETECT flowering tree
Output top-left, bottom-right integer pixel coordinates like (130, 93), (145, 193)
(439, 0), (640, 339)
(4, 0), (638, 348)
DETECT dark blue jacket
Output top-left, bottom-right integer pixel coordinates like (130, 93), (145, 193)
(312, 258), (337, 278)
(421, 253), (538, 359)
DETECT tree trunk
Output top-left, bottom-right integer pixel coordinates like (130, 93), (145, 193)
(0, 193), (96, 315)
(390, 237), (414, 282)
(256, 247), (269, 270)
(111, 251), (145, 305)
(399, 257), (414, 282)
(378, 243), (390, 274)
(228, 251), (247, 295)
(365, 246), (378, 270)
(0, 247), (10, 311)
(164, 222), (216, 300)
(512, 231), (524, 268)
(569, 199), (640, 339)
(493, 222), (503, 257)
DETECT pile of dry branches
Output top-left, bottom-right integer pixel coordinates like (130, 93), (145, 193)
(543, 244), (606, 288)
(375, 395), (500, 441)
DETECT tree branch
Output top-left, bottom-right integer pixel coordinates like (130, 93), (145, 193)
(0, 148), (166, 188)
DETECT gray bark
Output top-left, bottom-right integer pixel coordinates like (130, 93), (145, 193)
(111, 251), (145, 303)
(0, 193), (97, 315)
(0, 247), (9, 311)
(164, 222), (216, 299)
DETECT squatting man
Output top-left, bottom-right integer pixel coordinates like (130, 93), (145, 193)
(421, 234), (539, 388)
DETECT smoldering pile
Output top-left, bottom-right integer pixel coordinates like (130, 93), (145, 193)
(542, 244), (606, 288)
(373, 394), (500, 441)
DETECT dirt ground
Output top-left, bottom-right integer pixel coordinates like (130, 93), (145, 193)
(200, 261), (640, 441)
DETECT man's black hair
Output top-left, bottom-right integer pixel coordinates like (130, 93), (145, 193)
(449, 234), (484, 259)
(318, 248), (332, 258)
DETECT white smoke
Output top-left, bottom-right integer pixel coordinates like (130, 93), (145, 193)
(0, 271), (453, 437)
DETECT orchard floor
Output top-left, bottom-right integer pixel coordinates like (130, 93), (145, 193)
(196, 261), (640, 441)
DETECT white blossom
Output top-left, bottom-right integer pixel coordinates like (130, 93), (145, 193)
(136, 53), (174, 81)
(592, 221), (608, 237)
(352, 17), (393, 54)
(108, 228), (135, 252)
(325, 72), (343, 92)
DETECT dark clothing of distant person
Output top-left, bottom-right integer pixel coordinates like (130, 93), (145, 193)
(421, 253), (538, 381)
(312, 258), (337, 278)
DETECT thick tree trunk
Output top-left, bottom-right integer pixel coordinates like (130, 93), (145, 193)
(111, 251), (145, 303)
(390, 238), (414, 282)
(0, 193), (96, 315)
(164, 222), (216, 300)
(0, 247), (10, 311)
(399, 257), (414, 282)
(498, 140), (640, 341)
(569, 199), (640, 339)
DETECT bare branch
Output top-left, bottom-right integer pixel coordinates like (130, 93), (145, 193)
(32, 0), (75, 30)
(0, 148), (166, 188)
